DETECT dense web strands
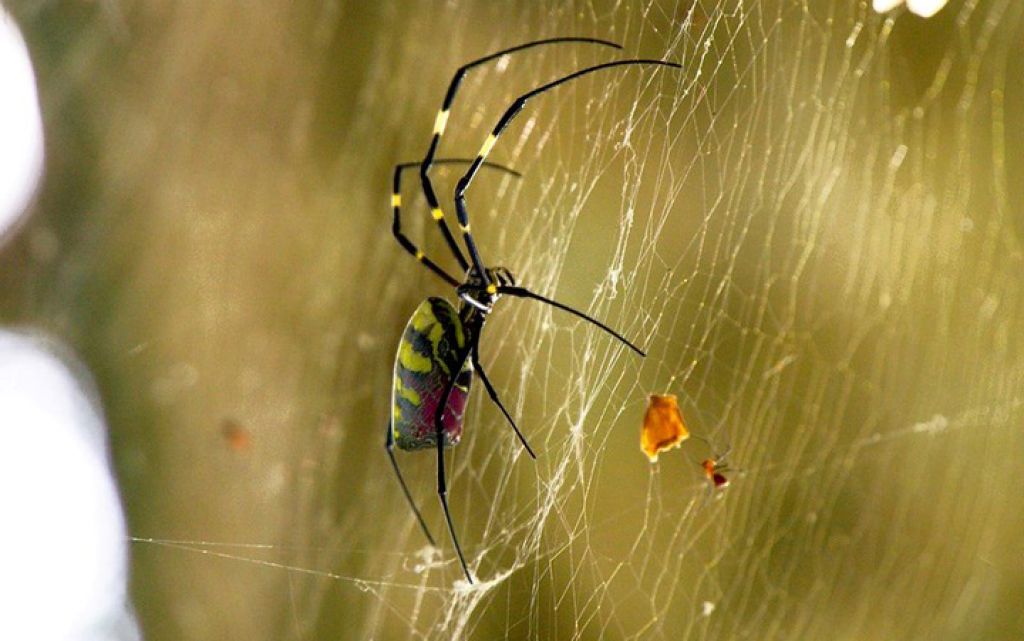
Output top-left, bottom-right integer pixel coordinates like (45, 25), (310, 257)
(290, 2), (1022, 637)
(8, 1), (1022, 640)
(306, 3), (1023, 638)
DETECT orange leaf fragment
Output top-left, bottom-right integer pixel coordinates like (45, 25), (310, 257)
(641, 394), (690, 462)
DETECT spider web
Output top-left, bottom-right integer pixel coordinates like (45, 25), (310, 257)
(4, 1), (1023, 640)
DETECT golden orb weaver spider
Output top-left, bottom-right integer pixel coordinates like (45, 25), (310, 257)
(386, 37), (679, 584)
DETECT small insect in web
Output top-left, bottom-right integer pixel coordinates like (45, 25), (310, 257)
(641, 393), (690, 463)
(639, 392), (735, 495)
(385, 38), (680, 584)
(701, 457), (730, 492)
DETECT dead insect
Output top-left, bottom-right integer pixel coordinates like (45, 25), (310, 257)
(701, 457), (730, 491)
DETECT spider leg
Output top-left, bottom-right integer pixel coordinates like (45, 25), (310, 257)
(498, 285), (645, 356)
(392, 164), (460, 287)
(704, 476), (716, 500)
(391, 160), (520, 287)
(471, 339), (536, 459)
(453, 58), (680, 286)
(420, 37), (622, 272)
(435, 347), (475, 584)
(385, 419), (436, 547)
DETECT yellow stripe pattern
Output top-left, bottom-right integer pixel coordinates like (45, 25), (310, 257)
(479, 133), (498, 159)
(433, 109), (450, 135)
(398, 338), (433, 373)
(394, 375), (421, 405)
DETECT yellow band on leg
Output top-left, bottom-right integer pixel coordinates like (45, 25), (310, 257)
(433, 110), (450, 136)
(479, 134), (498, 158)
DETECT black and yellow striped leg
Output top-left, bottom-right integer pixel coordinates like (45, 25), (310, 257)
(418, 148), (470, 273)
(471, 341), (536, 459)
(385, 419), (436, 546)
(420, 38), (623, 273)
(393, 164), (460, 287)
(392, 159), (520, 288)
(434, 345), (475, 584)
(452, 58), (682, 285)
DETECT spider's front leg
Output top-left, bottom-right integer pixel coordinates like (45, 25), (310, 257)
(453, 57), (682, 289)
(391, 163), (460, 287)
(391, 160), (519, 287)
(419, 38), (623, 275)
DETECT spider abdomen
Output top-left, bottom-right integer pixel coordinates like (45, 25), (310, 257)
(391, 297), (473, 451)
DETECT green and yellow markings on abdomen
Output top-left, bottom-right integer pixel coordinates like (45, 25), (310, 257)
(398, 338), (433, 374)
(399, 300), (464, 374)
(423, 299), (465, 351)
(397, 303), (443, 376)
(392, 374), (419, 435)
(393, 298), (467, 436)
(394, 375), (421, 406)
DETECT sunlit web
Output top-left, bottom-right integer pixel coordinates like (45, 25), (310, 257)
(117, 2), (1024, 640)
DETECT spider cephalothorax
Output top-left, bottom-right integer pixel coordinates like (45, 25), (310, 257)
(457, 266), (515, 313)
(384, 37), (678, 584)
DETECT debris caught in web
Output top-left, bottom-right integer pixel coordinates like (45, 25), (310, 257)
(641, 394), (690, 462)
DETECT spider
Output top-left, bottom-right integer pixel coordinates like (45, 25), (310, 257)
(385, 37), (680, 584)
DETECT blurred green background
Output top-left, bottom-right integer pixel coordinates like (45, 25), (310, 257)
(1, 1), (1022, 639)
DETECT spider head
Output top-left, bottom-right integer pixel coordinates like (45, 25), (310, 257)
(457, 266), (517, 314)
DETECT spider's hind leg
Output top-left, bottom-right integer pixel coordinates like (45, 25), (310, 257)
(385, 419), (436, 547)
(434, 349), (475, 584)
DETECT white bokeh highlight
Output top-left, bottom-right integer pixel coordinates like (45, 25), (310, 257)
(0, 10), (44, 239)
(874, 0), (951, 18)
(0, 331), (140, 641)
